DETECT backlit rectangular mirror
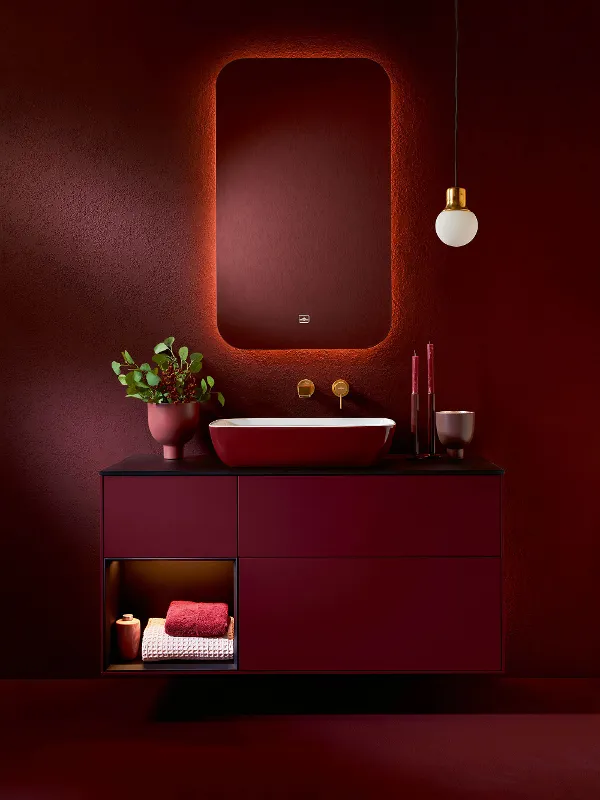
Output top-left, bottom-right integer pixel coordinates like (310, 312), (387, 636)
(216, 58), (391, 349)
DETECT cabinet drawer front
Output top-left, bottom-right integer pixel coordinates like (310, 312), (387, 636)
(239, 476), (500, 557)
(239, 558), (501, 672)
(103, 476), (237, 557)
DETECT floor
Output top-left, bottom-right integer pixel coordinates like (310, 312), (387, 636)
(2, 677), (600, 799)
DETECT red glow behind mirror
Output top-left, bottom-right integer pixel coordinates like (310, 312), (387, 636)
(216, 58), (391, 350)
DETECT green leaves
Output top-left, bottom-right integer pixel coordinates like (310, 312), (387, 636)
(125, 383), (144, 399)
(155, 336), (175, 354)
(146, 372), (161, 387)
(112, 337), (223, 407)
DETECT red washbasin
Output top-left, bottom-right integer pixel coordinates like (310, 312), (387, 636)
(209, 418), (396, 468)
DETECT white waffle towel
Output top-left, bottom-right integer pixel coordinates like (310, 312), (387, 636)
(142, 618), (234, 662)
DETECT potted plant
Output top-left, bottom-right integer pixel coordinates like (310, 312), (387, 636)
(111, 336), (225, 459)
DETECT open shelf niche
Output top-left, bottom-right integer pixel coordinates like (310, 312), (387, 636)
(103, 559), (237, 672)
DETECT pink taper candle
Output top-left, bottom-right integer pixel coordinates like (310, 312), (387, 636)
(412, 351), (419, 394)
(427, 342), (434, 394)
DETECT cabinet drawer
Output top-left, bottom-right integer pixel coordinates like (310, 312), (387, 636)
(239, 476), (500, 557)
(239, 557), (502, 672)
(103, 476), (237, 557)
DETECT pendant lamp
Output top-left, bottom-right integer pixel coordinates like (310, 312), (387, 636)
(435, 0), (478, 247)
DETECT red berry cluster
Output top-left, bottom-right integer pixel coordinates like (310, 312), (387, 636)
(160, 362), (197, 404)
(182, 373), (198, 402)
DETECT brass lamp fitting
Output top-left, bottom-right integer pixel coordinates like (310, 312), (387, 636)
(444, 186), (468, 210)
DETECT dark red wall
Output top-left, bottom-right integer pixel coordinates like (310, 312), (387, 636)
(1, 0), (598, 676)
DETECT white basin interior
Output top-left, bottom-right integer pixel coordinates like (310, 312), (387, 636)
(210, 418), (396, 428)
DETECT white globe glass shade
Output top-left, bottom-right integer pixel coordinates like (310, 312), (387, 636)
(435, 208), (478, 247)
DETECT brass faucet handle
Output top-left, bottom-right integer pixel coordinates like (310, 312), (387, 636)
(297, 379), (315, 398)
(332, 379), (350, 409)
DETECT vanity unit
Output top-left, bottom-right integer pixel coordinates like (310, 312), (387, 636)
(101, 455), (503, 674)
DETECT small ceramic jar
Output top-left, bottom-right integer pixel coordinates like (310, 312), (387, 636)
(116, 614), (141, 660)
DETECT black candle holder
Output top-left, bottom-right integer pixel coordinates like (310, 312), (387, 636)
(427, 392), (442, 458)
(411, 392), (419, 457)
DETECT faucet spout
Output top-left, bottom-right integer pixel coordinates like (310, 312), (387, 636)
(332, 379), (350, 409)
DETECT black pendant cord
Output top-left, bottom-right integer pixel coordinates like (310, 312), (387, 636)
(454, 0), (459, 188)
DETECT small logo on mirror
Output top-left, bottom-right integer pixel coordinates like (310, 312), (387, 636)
(298, 314), (310, 324)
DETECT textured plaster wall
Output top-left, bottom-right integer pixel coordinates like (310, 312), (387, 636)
(1, 0), (599, 676)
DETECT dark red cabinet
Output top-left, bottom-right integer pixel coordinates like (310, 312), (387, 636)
(103, 476), (237, 558)
(239, 557), (502, 672)
(239, 476), (501, 557)
(101, 455), (503, 674)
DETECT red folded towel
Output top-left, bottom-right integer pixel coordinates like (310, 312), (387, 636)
(164, 601), (229, 638)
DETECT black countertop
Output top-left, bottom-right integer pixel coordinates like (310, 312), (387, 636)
(101, 453), (503, 477)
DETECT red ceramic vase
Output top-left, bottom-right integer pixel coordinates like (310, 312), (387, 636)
(147, 402), (200, 459)
(115, 614), (140, 660)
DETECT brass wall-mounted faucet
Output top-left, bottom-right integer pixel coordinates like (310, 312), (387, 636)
(332, 379), (350, 409)
(297, 379), (315, 398)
